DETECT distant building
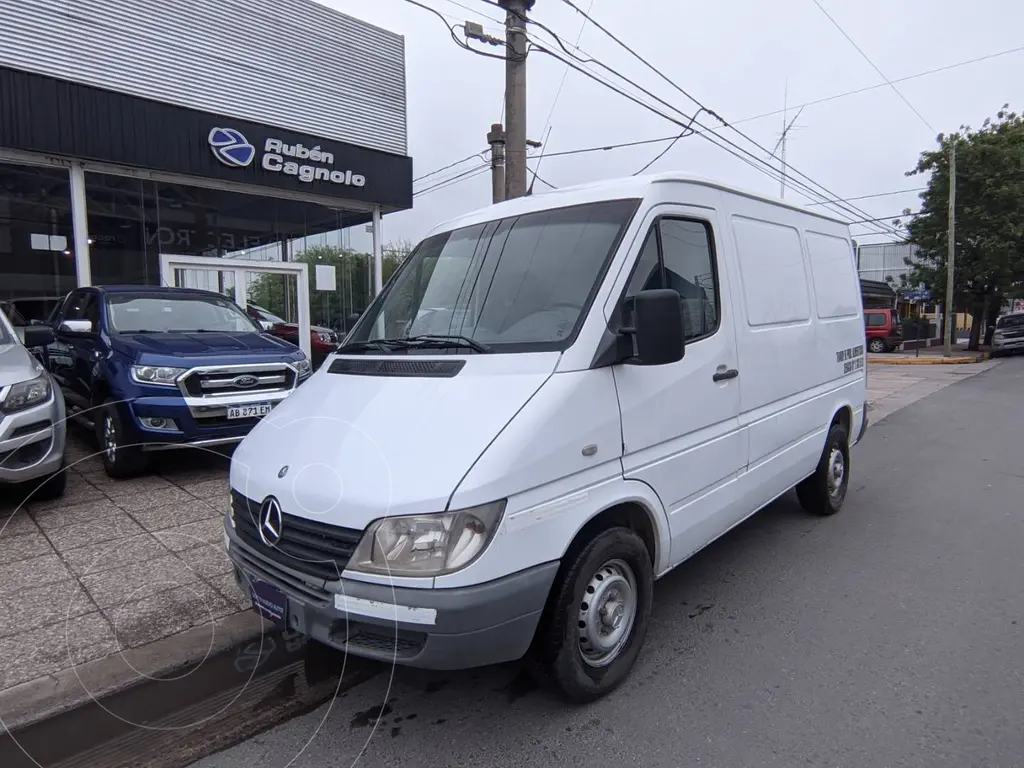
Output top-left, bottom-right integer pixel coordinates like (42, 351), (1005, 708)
(856, 242), (920, 287)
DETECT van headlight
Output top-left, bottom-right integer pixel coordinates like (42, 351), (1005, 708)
(348, 500), (506, 577)
(1, 373), (51, 413)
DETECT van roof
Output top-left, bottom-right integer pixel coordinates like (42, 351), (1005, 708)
(428, 172), (850, 236)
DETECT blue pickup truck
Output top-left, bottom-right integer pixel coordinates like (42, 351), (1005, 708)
(45, 286), (313, 477)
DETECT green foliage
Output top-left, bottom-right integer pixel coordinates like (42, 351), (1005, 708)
(899, 105), (1024, 345)
(247, 241), (412, 330)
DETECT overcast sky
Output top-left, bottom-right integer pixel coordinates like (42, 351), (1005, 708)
(322, 0), (1023, 252)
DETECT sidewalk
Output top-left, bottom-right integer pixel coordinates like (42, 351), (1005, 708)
(0, 430), (263, 727)
(868, 342), (989, 365)
(866, 358), (1000, 423)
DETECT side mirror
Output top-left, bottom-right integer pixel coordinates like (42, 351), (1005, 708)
(22, 325), (56, 347)
(60, 319), (93, 335)
(630, 289), (685, 366)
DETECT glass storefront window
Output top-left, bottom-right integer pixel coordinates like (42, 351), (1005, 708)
(0, 162), (76, 322)
(84, 170), (378, 334)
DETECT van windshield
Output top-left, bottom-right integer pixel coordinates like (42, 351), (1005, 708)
(347, 199), (639, 353)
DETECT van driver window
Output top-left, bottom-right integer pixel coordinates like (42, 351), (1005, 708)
(659, 219), (718, 339)
(623, 218), (719, 341)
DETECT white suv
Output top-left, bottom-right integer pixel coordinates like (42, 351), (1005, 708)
(0, 308), (67, 500)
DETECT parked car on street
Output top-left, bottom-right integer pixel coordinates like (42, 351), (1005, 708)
(990, 311), (1024, 356)
(864, 308), (902, 353)
(0, 307), (67, 499)
(44, 286), (312, 478)
(245, 302), (339, 367)
(224, 174), (869, 703)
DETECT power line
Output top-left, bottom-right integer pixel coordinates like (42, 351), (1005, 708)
(538, 0), (597, 142)
(413, 150), (487, 183)
(809, 0), (936, 134)
(530, 43), (900, 237)
(414, 163), (491, 197)
(523, 10), (902, 237)
(805, 187), (927, 206)
(529, 44), (1024, 160)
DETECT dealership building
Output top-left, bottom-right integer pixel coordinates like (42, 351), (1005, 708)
(0, 0), (411, 349)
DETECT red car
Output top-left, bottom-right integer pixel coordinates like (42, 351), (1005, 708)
(864, 309), (903, 353)
(246, 303), (338, 366)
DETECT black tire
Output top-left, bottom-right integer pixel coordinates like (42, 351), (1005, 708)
(30, 464), (67, 501)
(97, 398), (148, 479)
(531, 527), (653, 703)
(867, 338), (887, 354)
(796, 422), (850, 516)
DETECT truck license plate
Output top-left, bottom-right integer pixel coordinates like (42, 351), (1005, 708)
(227, 403), (272, 419)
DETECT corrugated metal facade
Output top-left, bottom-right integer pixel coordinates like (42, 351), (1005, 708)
(857, 242), (920, 284)
(0, 0), (407, 157)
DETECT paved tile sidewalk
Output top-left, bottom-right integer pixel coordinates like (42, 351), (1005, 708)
(0, 430), (247, 693)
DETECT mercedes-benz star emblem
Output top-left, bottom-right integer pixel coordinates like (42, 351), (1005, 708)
(258, 496), (283, 546)
(278, 465), (289, 479)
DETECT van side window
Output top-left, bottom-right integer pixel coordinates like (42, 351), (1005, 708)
(865, 312), (888, 327)
(622, 217), (719, 342)
(659, 219), (718, 339)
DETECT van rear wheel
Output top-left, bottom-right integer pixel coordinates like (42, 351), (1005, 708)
(531, 527), (653, 703)
(797, 422), (850, 516)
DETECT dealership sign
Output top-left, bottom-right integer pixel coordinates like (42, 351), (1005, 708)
(208, 127), (366, 188)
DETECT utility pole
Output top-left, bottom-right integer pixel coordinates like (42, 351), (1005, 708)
(498, 0), (533, 200)
(944, 140), (957, 357)
(487, 123), (506, 204)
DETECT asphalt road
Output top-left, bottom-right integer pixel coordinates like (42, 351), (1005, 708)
(192, 357), (1024, 768)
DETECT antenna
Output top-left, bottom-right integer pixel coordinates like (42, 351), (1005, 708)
(769, 80), (805, 199)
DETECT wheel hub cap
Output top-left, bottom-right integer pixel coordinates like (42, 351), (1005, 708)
(104, 416), (116, 461)
(577, 559), (637, 668)
(827, 447), (845, 499)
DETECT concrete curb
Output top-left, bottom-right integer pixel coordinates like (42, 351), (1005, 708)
(0, 610), (267, 732)
(868, 355), (987, 366)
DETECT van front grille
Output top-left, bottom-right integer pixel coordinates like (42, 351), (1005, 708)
(230, 490), (363, 582)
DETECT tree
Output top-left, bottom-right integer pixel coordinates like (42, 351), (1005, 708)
(247, 243), (408, 330)
(898, 105), (1024, 350)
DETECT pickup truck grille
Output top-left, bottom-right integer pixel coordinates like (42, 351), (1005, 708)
(230, 490), (363, 582)
(180, 365), (296, 397)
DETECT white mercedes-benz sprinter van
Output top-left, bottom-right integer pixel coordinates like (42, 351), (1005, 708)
(225, 173), (868, 702)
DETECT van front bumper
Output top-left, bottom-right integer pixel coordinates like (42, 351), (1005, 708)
(225, 521), (559, 670)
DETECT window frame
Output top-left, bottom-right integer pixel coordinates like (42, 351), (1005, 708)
(615, 214), (723, 347)
(347, 198), (643, 354)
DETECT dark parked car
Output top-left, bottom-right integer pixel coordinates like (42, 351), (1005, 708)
(44, 286), (312, 477)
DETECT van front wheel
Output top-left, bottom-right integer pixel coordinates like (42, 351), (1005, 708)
(797, 422), (850, 516)
(533, 528), (653, 703)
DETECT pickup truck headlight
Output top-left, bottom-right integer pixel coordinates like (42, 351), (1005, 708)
(348, 500), (506, 577)
(1, 373), (52, 414)
(131, 365), (188, 387)
(295, 358), (312, 378)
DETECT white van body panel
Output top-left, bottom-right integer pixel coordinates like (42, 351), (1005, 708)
(229, 351), (560, 529)
(439, 367), (672, 587)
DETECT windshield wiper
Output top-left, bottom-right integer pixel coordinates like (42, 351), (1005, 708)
(402, 334), (491, 353)
(335, 339), (405, 354)
(335, 335), (491, 355)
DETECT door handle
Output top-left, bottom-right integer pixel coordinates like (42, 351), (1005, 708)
(713, 368), (739, 382)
